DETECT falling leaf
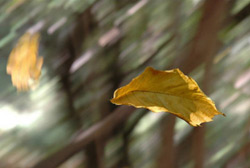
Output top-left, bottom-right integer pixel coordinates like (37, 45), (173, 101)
(7, 32), (43, 91)
(111, 67), (224, 126)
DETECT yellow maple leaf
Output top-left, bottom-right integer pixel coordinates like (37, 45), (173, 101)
(7, 32), (43, 91)
(111, 67), (224, 126)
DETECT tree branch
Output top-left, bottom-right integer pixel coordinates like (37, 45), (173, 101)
(32, 106), (135, 168)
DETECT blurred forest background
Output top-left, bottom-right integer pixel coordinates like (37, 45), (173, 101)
(0, 0), (250, 168)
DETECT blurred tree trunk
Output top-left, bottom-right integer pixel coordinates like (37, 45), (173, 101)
(179, 0), (228, 73)
(184, 0), (228, 168)
(93, 39), (123, 168)
(166, 0), (230, 167)
(192, 127), (205, 168)
(156, 0), (182, 167)
(157, 115), (176, 168)
(59, 5), (103, 168)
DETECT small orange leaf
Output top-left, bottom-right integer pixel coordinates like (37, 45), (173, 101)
(7, 32), (43, 91)
(111, 67), (224, 126)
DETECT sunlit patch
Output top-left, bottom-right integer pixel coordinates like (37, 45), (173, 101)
(230, 99), (250, 115)
(192, 0), (202, 6)
(18, 111), (42, 127)
(174, 119), (192, 143)
(134, 111), (164, 135)
(0, 107), (18, 131)
(0, 106), (41, 131)
(70, 49), (95, 73)
(234, 68), (250, 88)
(98, 27), (120, 47)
